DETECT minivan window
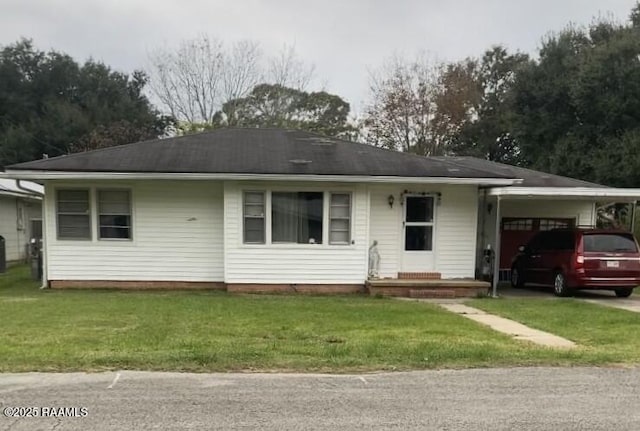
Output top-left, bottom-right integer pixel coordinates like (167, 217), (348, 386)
(538, 231), (574, 251)
(538, 232), (555, 250)
(527, 233), (543, 251)
(583, 233), (638, 253)
(555, 231), (575, 250)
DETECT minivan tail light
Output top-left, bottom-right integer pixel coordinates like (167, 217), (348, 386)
(575, 253), (584, 271)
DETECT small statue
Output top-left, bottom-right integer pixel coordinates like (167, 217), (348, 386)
(368, 240), (380, 279)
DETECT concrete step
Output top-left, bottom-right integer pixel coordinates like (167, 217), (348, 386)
(367, 279), (490, 298)
(398, 272), (442, 280)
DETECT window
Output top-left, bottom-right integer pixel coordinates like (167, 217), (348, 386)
(404, 196), (434, 251)
(503, 219), (533, 231)
(243, 191), (265, 243)
(98, 190), (132, 240)
(583, 233), (638, 253)
(539, 219), (571, 231)
(329, 193), (351, 244)
(554, 231), (575, 251)
(57, 189), (91, 239)
(272, 192), (323, 244)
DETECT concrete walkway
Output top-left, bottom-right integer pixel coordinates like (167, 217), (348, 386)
(439, 303), (577, 348)
(581, 298), (640, 313)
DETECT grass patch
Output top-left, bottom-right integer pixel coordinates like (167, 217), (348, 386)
(470, 297), (640, 364)
(0, 265), (638, 372)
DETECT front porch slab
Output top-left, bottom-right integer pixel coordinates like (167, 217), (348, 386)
(366, 279), (490, 298)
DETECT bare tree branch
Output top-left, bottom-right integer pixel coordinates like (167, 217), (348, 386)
(147, 38), (316, 127)
(147, 35), (224, 123)
(363, 53), (444, 155)
(268, 44), (315, 91)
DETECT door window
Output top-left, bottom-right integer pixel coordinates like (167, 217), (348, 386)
(404, 196), (434, 251)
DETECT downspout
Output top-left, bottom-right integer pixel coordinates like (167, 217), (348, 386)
(40, 188), (48, 289)
(479, 189), (487, 275)
(491, 196), (502, 298)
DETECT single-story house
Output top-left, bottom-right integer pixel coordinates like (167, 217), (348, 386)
(0, 179), (43, 264)
(2, 128), (640, 294)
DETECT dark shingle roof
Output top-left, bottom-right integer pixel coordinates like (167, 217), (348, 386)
(7, 128), (514, 179)
(432, 156), (605, 188)
(6, 128), (603, 187)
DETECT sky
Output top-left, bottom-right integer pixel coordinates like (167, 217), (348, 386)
(1, 0), (638, 114)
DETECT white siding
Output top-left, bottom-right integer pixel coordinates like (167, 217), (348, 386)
(0, 196), (41, 262)
(224, 181), (369, 284)
(434, 186), (479, 278)
(368, 185), (401, 278)
(44, 180), (224, 282)
(501, 199), (595, 223)
(368, 184), (479, 279)
(0, 196), (20, 261)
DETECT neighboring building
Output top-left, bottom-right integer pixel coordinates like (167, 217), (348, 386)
(2, 128), (639, 291)
(0, 179), (43, 263)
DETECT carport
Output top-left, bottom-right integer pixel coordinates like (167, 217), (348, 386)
(437, 157), (640, 297)
(485, 186), (640, 297)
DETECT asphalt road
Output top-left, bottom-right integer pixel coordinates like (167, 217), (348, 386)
(1, 367), (639, 430)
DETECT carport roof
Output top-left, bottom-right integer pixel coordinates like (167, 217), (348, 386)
(432, 157), (603, 188)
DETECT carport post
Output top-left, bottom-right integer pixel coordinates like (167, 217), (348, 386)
(492, 196), (502, 298)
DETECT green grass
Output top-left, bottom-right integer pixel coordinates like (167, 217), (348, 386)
(470, 297), (640, 364)
(1, 265), (639, 372)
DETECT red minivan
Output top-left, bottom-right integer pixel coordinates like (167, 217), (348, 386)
(511, 228), (640, 297)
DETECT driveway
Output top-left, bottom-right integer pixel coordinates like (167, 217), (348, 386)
(2, 368), (640, 430)
(499, 284), (635, 299)
(498, 284), (640, 312)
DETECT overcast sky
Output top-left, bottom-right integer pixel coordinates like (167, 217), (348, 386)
(2, 0), (638, 114)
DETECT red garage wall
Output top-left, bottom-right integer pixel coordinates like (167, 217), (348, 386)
(500, 218), (575, 269)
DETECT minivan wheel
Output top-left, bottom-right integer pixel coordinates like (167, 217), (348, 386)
(553, 272), (572, 297)
(614, 288), (634, 298)
(511, 267), (524, 288)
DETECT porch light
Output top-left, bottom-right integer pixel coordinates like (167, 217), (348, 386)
(388, 194), (395, 208)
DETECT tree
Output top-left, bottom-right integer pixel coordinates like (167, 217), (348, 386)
(0, 39), (171, 167)
(267, 44), (315, 91)
(509, 6), (640, 186)
(148, 36), (225, 124)
(433, 58), (483, 156)
(362, 55), (446, 155)
(147, 36), (316, 125)
(449, 46), (529, 164)
(216, 83), (353, 138)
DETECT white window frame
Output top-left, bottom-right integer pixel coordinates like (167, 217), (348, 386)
(403, 194), (436, 252)
(97, 189), (133, 241)
(328, 192), (352, 245)
(241, 189), (354, 247)
(271, 191), (325, 245)
(243, 191), (266, 244)
(56, 188), (92, 241)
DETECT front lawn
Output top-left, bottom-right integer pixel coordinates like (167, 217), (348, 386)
(0, 265), (637, 372)
(470, 297), (640, 363)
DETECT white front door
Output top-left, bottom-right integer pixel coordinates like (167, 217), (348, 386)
(401, 195), (435, 272)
